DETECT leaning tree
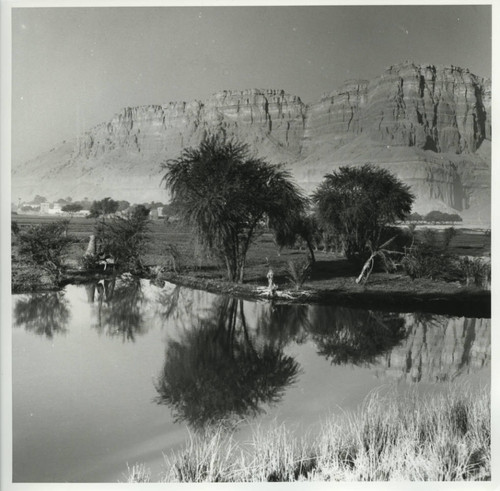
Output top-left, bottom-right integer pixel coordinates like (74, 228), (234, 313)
(161, 135), (307, 283)
(313, 164), (414, 264)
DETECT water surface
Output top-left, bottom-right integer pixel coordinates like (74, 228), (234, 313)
(12, 277), (490, 482)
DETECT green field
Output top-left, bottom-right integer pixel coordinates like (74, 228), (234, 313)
(12, 213), (491, 265)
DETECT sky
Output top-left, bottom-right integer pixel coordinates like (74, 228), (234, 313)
(10, 3), (492, 165)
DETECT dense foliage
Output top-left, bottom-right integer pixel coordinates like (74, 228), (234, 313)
(313, 164), (414, 263)
(93, 210), (151, 273)
(161, 135), (307, 282)
(16, 221), (72, 277)
(88, 197), (120, 218)
(61, 203), (83, 214)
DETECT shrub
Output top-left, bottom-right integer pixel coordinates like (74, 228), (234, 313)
(94, 213), (151, 273)
(88, 197), (119, 218)
(162, 244), (182, 272)
(16, 222), (72, 278)
(401, 229), (459, 281)
(285, 256), (313, 290)
(459, 257), (490, 288)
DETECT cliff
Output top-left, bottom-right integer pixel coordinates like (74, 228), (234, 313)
(12, 62), (491, 225)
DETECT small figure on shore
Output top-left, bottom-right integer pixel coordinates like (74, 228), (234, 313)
(266, 267), (278, 297)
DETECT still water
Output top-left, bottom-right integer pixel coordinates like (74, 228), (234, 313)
(12, 276), (490, 482)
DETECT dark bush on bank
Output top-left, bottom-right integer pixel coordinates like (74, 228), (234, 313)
(89, 210), (151, 274)
(401, 228), (461, 281)
(16, 221), (72, 279)
(459, 257), (491, 288)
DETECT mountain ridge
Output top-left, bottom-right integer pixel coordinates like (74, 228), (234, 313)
(12, 62), (491, 225)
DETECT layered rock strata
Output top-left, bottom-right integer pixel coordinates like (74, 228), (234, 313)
(12, 63), (491, 224)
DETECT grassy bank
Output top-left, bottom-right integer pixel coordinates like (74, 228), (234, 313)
(128, 388), (490, 482)
(11, 216), (491, 316)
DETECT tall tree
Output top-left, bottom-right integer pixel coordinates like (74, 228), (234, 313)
(313, 164), (414, 263)
(161, 135), (307, 282)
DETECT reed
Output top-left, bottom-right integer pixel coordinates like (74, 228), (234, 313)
(127, 387), (490, 482)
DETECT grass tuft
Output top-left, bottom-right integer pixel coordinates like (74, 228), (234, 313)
(128, 387), (490, 482)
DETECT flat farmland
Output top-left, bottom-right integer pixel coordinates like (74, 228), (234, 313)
(12, 214), (491, 259)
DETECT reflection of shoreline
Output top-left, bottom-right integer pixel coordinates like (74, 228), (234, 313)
(374, 316), (490, 382)
(13, 280), (491, 386)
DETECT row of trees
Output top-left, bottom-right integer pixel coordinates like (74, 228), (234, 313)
(18, 195), (167, 218)
(406, 210), (462, 224)
(161, 136), (416, 283)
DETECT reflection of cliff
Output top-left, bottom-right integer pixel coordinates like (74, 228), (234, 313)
(376, 315), (490, 382)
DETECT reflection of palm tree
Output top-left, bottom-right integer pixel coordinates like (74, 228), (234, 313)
(13, 292), (70, 338)
(309, 306), (406, 366)
(256, 303), (310, 347)
(154, 285), (182, 321)
(154, 297), (300, 433)
(92, 276), (147, 342)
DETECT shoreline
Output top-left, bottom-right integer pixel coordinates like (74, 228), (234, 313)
(13, 266), (490, 318)
(156, 271), (491, 318)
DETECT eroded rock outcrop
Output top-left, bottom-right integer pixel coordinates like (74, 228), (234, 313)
(76, 89), (306, 161)
(12, 62), (491, 224)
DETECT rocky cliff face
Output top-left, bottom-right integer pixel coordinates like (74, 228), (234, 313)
(12, 62), (491, 225)
(76, 89), (306, 161)
(302, 63), (490, 154)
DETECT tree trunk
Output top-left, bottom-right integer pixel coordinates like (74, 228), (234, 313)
(356, 253), (376, 284)
(305, 238), (316, 264)
(225, 256), (234, 282)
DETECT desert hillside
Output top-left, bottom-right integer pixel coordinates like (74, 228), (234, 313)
(12, 62), (491, 225)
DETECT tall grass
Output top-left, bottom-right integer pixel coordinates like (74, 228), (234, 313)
(128, 388), (490, 482)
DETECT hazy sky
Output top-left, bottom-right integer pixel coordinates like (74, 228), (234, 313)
(11, 4), (492, 164)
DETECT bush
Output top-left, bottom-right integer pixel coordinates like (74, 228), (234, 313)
(16, 222), (72, 277)
(401, 229), (459, 281)
(162, 244), (182, 272)
(93, 213), (151, 273)
(88, 197), (119, 218)
(285, 256), (313, 290)
(459, 257), (490, 288)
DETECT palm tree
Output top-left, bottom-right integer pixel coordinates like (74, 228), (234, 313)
(313, 164), (414, 264)
(161, 134), (307, 283)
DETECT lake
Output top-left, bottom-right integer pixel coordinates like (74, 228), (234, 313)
(12, 276), (491, 482)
